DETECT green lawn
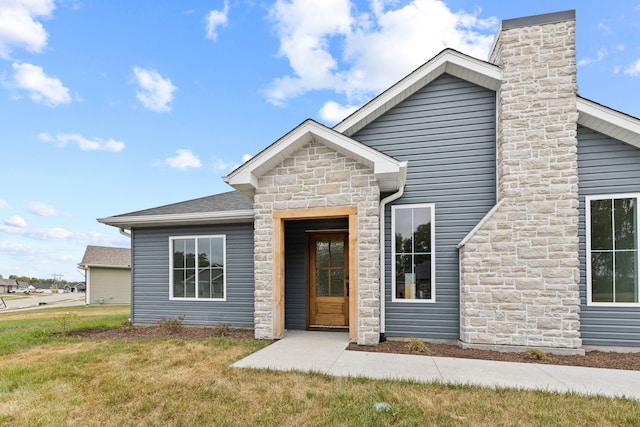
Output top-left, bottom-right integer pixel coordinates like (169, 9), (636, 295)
(1, 306), (639, 426)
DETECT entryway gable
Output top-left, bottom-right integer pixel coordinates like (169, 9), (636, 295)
(223, 119), (407, 198)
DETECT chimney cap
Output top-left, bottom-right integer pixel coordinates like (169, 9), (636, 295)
(501, 10), (575, 31)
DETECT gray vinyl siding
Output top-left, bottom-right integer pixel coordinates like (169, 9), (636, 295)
(131, 223), (254, 327)
(577, 125), (640, 347)
(353, 74), (496, 339)
(284, 218), (349, 329)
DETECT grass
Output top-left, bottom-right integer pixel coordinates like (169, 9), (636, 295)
(1, 307), (640, 426)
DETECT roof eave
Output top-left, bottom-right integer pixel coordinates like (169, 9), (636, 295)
(577, 98), (640, 148)
(98, 209), (255, 229)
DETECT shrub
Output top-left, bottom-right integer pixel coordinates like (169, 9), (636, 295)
(212, 322), (230, 337)
(407, 337), (429, 354)
(527, 349), (548, 360)
(157, 315), (185, 333)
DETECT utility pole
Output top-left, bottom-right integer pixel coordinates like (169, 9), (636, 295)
(52, 273), (64, 292)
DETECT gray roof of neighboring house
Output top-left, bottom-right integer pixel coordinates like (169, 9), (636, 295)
(0, 278), (17, 287)
(80, 246), (131, 268)
(111, 191), (253, 217)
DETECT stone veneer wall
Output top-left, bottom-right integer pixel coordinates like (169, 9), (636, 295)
(459, 15), (582, 352)
(253, 141), (381, 345)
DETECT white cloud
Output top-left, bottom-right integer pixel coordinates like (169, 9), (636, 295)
(265, 0), (497, 111)
(133, 66), (177, 112)
(577, 48), (608, 67)
(12, 62), (71, 106)
(319, 101), (359, 123)
(241, 154), (253, 162)
(164, 149), (202, 170)
(0, 0), (55, 58)
(4, 215), (27, 228)
(39, 132), (125, 152)
(205, 1), (229, 41)
(29, 201), (68, 217)
(624, 59), (640, 77)
(0, 225), (127, 245)
(0, 200), (8, 209)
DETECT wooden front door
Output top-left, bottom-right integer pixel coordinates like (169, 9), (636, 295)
(308, 232), (349, 327)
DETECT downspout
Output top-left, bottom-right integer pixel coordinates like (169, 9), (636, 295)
(119, 228), (131, 238)
(379, 162), (407, 342)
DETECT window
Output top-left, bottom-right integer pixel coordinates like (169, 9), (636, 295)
(586, 195), (639, 305)
(170, 235), (226, 300)
(391, 204), (435, 302)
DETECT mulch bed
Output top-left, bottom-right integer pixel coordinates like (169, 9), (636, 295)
(348, 340), (640, 371)
(62, 325), (640, 371)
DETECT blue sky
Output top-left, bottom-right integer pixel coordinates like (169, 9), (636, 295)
(1, 0), (639, 282)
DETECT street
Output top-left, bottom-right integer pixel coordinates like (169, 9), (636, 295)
(0, 292), (85, 313)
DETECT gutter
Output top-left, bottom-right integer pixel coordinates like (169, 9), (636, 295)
(379, 162), (408, 342)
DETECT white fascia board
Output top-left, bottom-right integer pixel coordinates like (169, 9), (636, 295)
(577, 98), (640, 148)
(98, 209), (255, 228)
(334, 49), (502, 136)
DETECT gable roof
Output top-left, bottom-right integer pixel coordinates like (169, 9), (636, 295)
(79, 246), (131, 269)
(224, 119), (407, 198)
(98, 191), (254, 228)
(334, 49), (503, 137)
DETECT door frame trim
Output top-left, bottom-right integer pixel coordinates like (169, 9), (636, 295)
(273, 207), (358, 342)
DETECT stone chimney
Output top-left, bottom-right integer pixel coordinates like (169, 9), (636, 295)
(459, 11), (582, 353)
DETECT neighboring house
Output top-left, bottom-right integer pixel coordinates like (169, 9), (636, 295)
(31, 283), (52, 293)
(0, 277), (17, 294)
(78, 246), (131, 305)
(64, 283), (86, 293)
(99, 10), (640, 354)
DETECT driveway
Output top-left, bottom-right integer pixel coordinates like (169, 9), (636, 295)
(0, 292), (85, 312)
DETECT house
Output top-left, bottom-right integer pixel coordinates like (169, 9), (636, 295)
(78, 246), (131, 305)
(64, 282), (86, 293)
(99, 10), (640, 354)
(0, 277), (17, 294)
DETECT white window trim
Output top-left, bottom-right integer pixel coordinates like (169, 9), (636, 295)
(169, 234), (227, 302)
(586, 193), (640, 307)
(391, 203), (436, 303)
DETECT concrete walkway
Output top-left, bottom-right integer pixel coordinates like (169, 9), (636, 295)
(232, 330), (640, 401)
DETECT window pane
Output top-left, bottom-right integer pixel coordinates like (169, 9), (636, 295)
(173, 269), (185, 297)
(615, 251), (638, 303)
(413, 207), (432, 253)
(210, 238), (224, 268)
(591, 199), (613, 250)
(592, 252), (613, 302)
(173, 239), (187, 268)
(198, 238), (211, 268)
(316, 269), (329, 297)
(316, 241), (329, 268)
(330, 240), (344, 268)
(331, 269), (344, 297)
(615, 198), (637, 250)
(184, 239), (196, 268)
(199, 268), (212, 299)
(395, 254), (413, 299)
(395, 208), (413, 254)
(415, 254), (431, 300)
(212, 268), (224, 298)
(185, 269), (196, 298)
